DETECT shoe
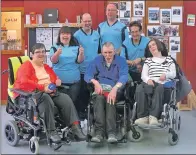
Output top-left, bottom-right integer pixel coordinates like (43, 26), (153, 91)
(149, 115), (159, 125)
(107, 134), (117, 143)
(71, 124), (86, 141)
(91, 134), (103, 143)
(135, 116), (149, 125)
(49, 130), (61, 143)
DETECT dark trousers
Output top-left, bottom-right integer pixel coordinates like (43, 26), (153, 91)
(129, 71), (141, 82)
(18, 93), (79, 132)
(92, 88), (124, 136)
(78, 74), (90, 113)
(58, 81), (80, 112)
(135, 82), (164, 118)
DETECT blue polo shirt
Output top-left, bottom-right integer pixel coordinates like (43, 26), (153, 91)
(98, 20), (129, 50)
(74, 29), (100, 74)
(120, 36), (150, 72)
(84, 55), (128, 87)
(49, 45), (80, 84)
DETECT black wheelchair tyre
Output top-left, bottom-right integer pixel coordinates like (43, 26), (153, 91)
(29, 137), (39, 154)
(4, 120), (20, 146)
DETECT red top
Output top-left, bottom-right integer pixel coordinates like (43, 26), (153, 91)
(13, 60), (57, 98)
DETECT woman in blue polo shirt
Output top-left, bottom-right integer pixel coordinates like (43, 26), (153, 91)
(50, 26), (84, 112)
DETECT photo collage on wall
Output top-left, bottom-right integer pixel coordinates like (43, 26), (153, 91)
(147, 6), (183, 59)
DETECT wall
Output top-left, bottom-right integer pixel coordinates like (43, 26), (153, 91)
(1, 0), (105, 102)
(183, 1), (196, 92)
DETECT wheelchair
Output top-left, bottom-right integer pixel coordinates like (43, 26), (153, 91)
(3, 56), (72, 154)
(85, 83), (133, 144)
(128, 80), (181, 146)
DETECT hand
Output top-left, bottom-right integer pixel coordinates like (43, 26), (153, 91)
(107, 87), (118, 105)
(133, 58), (141, 66)
(159, 74), (166, 81)
(94, 81), (103, 95)
(127, 60), (135, 66)
(79, 45), (84, 55)
(55, 77), (61, 86)
(147, 79), (154, 86)
(136, 64), (143, 73)
(56, 47), (62, 55)
(44, 84), (54, 94)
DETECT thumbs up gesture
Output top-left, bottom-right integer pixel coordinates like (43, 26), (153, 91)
(79, 45), (84, 55)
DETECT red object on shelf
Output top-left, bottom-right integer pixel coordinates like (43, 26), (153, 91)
(30, 12), (37, 24)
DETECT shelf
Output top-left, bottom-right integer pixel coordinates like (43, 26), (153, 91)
(24, 23), (81, 28)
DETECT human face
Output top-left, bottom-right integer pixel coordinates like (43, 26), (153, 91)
(129, 26), (141, 40)
(32, 48), (46, 62)
(102, 45), (115, 63)
(106, 4), (118, 21)
(148, 40), (159, 56)
(60, 32), (71, 45)
(81, 14), (92, 32)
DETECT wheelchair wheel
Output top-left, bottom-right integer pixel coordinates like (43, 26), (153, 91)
(4, 120), (20, 146)
(29, 136), (39, 154)
(168, 132), (179, 146)
(128, 126), (143, 142)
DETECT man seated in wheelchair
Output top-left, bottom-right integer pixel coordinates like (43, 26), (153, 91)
(12, 43), (85, 143)
(84, 42), (128, 143)
(134, 38), (176, 126)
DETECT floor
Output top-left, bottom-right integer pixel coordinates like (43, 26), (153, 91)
(1, 105), (196, 154)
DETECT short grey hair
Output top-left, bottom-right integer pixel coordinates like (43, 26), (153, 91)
(31, 43), (46, 54)
(102, 42), (114, 49)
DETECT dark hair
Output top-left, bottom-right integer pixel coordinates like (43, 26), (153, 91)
(56, 26), (78, 46)
(145, 38), (168, 58)
(31, 43), (46, 54)
(129, 21), (142, 31)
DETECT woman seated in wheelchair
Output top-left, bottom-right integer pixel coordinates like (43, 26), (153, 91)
(13, 43), (85, 143)
(135, 38), (176, 126)
(84, 42), (128, 143)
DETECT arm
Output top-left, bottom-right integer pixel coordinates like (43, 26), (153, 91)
(117, 58), (129, 85)
(50, 46), (61, 64)
(76, 46), (84, 63)
(84, 60), (98, 83)
(141, 63), (150, 84)
(165, 63), (176, 79)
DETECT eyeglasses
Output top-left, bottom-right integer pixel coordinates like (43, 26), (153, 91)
(34, 50), (46, 54)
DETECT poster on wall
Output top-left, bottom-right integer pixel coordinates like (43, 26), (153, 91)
(52, 28), (60, 45)
(187, 14), (195, 26)
(133, 1), (145, 17)
(148, 7), (160, 23)
(169, 37), (180, 53)
(171, 6), (183, 23)
(119, 1), (131, 18)
(36, 28), (52, 50)
(131, 17), (143, 26)
(160, 9), (171, 25)
(147, 25), (179, 37)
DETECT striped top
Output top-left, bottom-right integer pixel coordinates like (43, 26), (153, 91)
(142, 56), (176, 84)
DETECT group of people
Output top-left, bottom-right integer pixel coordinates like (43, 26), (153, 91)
(13, 3), (177, 144)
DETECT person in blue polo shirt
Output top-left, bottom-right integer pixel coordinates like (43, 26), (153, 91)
(98, 3), (129, 54)
(74, 13), (100, 118)
(84, 42), (128, 143)
(120, 21), (150, 82)
(49, 26), (84, 114)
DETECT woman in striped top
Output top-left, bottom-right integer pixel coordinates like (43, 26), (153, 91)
(135, 38), (176, 126)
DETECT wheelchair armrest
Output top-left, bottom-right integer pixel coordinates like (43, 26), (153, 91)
(10, 88), (43, 99)
(10, 88), (32, 97)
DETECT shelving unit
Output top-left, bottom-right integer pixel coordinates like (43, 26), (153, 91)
(24, 23), (81, 28)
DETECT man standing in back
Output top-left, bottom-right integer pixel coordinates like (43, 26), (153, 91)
(98, 3), (129, 55)
(74, 13), (100, 118)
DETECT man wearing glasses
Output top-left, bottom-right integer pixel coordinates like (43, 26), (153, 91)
(98, 3), (129, 55)
(120, 21), (150, 82)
